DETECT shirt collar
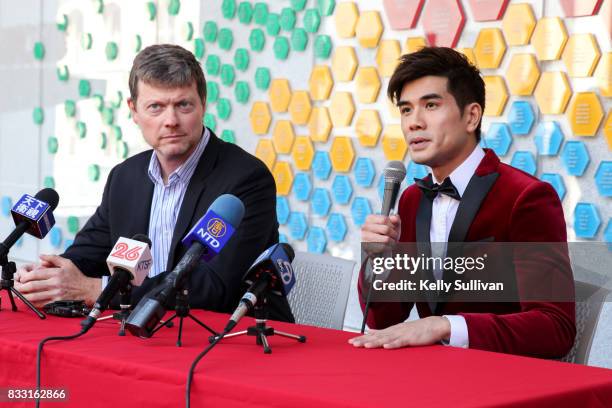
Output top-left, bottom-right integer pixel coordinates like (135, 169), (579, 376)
(147, 127), (210, 186)
(432, 146), (485, 197)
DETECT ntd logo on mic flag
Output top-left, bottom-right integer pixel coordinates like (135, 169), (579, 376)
(11, 194), (55, 239)
(182, 210), (236, 261)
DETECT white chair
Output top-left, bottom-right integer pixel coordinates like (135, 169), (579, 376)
(287, 251), (355, 330)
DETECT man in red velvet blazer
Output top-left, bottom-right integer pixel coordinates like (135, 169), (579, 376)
(349, 47), (575, 358)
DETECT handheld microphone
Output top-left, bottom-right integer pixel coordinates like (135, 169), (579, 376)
(125, 194), (245, 338)
(80, 234), (152, 332)
(223, 243), (295, 334)
(380, 161), (406, 216)
(1, 188), (59, 259)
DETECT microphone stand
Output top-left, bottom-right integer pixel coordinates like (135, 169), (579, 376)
(96, 284), (135, 336)
(0, 253), (45, 319)
(211, 293), (306, 354)
(150, 284), (218, 347)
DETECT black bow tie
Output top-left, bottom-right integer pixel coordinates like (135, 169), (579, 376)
(415, 176), (461, 201)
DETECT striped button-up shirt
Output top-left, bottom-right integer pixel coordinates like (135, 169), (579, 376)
(146, 128), (209, 277)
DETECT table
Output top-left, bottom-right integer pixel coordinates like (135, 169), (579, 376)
(1, 306), (611, 407)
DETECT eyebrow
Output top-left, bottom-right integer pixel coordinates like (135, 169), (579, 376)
(397, 93), (443, 107)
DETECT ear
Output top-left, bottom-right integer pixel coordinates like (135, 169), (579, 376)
(464, 102), (482, 134)
(127, 97), (139, 125)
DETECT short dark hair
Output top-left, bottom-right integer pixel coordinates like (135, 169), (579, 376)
(129, 44), (206, 105)
(387, 47), (485, 141)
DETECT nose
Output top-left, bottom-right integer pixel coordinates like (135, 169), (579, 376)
(163, 107), (179, 128)
(407, 108), (425, 132)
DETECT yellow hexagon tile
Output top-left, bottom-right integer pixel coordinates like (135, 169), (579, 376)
(356, 67), (381, 103)
(566, 92), (604, 137)
(249, 101), (272, 135)
(288, 91), (312, 125)
(272, 161), (293, 196)
(332, 46), (358, 82)
(255, 139), (276, 170)
(308, 107), (332, 142)
(562, 34), (601, 78)
(531, 17), (568, 61)
(330, 92), (356, 127)
(355, 10), (383, 48)
(382, 125), (407, 161)
(335, 1), (359, 38)
(456, 47), (476, 66)
(474, 28), (507, 70)
(387, 99), (400, 119)
(403, 37), (426, 54)
(534, 71), (571, 115)
(272, 120), (295, 154)
(604, 110), (612, 150)
(330, 136), (355, 172)
(309, 65), (334, 101)
(502, 3), (536, 46)
(356, 109), (382, 147)
(269, 79), (292, 113)
(292, 136), (315, 170)
(595, 52), (612, 97)
(506, 53), (540, 96)
(483, 76), (508, 116)
(376, 39), (401, 77)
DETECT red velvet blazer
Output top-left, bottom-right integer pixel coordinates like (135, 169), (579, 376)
(359, 149), (576, 358)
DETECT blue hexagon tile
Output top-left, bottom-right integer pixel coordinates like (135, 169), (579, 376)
(604, 220), (612, 251)
(354, 157), (376, 187)
(534, 122), (564, 156)
(377, 175), (385, 201)
(351, 196), (372, 227)
(279, 233), (288, 243)
(573, 203), (601, 239)
(561, 141), (590, 177)
(312, 151), (332, 180)
(508, 101), (535, 135)
(64, 239), (74, 251)
(510, 151), (537, 176)
(541, 173), (566, 201)
(307, 226), (327, 253)
(276, 196), (290, 224)
(1, 196), (12, 217)
(483, 123), (512, 156)
(594, 161), (612, 197)
(49, 227), (63, 249)
(293, 172), (312, 201)
(406, 161), (428, 185)
(327, 213), (348, 242)
(288, 211), (308, 240)
(332, 175), (353, 205)
(311, 188), (332, 216)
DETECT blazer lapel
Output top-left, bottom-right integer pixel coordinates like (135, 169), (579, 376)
(166, 132), (222, 271)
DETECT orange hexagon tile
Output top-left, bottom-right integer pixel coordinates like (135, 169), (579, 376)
(332, 46), (358, 82)
(387, 99), (400, 119)
(531, 17), (568, 61)
(595, 52), (612, 97)
(288, 91), (312, 125)
(356, 109), (382, 147)
(404, 36), (426, 54)
(376, 39), (401, 77)
(506, 53), (540, 96)
(356, 67), (381, 103)
(272, 120), (295, 154)
(272, 161), (293, 196)
(502, 3), (536, 46)
(474, 28), (506, 69)
(566, 92), (604, 137)
(456, 47), (476, 66)
(355, 10), (383, 48)
(330, 136), (355, 172)
(330, 92), (356, 127)
(604, 110), (612, 150)
(249, 101), (272, 134)
(562, 33), (601, 77)
(382, 125), (408, 161)
(335, 1), (359, 38)
(308, 107), (332, 142)
(292, 136), (315, 170)
(269, 79), (292, 113)
(534, 71), (571, 115)
(309, 65), (334, 101)
(483, 76), (508, 116)
(255, 139), (276, 170)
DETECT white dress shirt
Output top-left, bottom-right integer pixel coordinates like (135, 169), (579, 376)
(430, 146), (485, 348)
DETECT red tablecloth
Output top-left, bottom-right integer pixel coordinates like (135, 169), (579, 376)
(0, 306), (611, 407)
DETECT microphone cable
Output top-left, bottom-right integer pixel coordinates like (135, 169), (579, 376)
(185, 332), (226, 408)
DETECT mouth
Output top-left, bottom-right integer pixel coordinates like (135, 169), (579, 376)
(409, 137), (430, 147)
(162, 134), (185, 140)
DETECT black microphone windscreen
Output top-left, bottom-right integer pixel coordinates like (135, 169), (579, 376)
(131, 233), (152, 248)
(34, 188), (60, 211)
(280, 243), (295, 261)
